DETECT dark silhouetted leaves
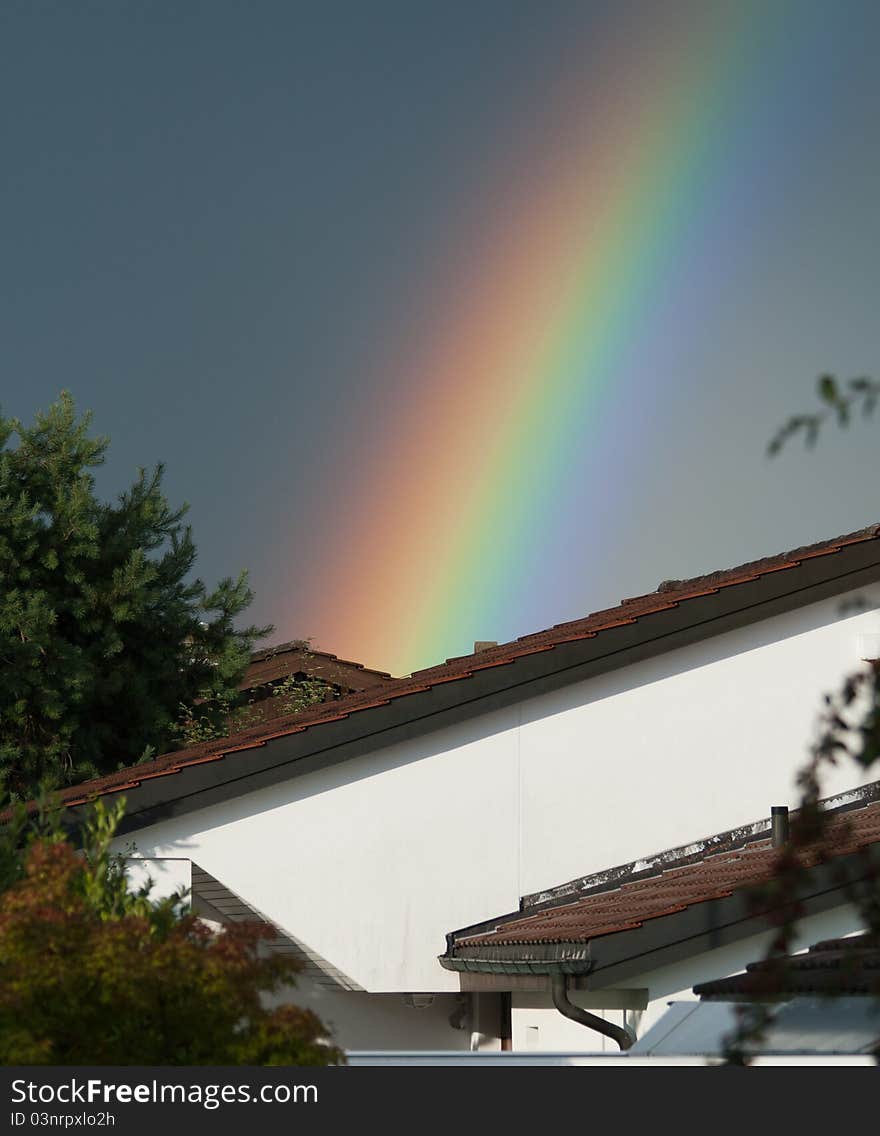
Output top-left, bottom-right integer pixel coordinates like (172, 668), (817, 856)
(767, 374), (880, 455)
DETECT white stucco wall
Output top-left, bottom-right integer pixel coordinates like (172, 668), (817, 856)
(123, 856), (191, 906)
(115, 587), (880, 1001)
(519, 588), (880, 896)
(265, 979), (472, 1051)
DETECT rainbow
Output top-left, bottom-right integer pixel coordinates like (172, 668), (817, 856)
(289, 2), (808, 675)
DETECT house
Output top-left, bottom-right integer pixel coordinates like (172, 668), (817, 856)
(350, 929), (880, 1064)
(51, 523), (880, 1052)
(441, 784), (880, 1051)
(237, 641), (395, 725)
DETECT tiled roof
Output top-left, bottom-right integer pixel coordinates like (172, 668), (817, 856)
(50, 523), (880, 810)
(413, 524), (880, 679)
(241, 642), (394, 693)
(449, 798), (880, 951)
(237, 642), (395, 726)
(693, 933), (880, 999)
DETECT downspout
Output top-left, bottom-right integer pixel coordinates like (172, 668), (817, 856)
(551, 976), (635, 1051)
(500, 992), (512, 1051)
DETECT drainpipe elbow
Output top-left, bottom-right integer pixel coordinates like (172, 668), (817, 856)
(551, 976), (635, 1052)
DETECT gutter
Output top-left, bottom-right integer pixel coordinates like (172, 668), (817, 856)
(440, 947), (635, 1051)
(440, 957), (591, 977)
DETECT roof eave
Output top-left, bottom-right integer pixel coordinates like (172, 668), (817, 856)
(439, 948), (593, 977)
(56, 533), (880, 833)
(443, 848), (880, 987)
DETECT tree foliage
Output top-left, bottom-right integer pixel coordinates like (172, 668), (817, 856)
(0, 795), (342, 1065)
(723, 377), (880, 1062)
(176, 656), (334, 747)
(767, 373), (880, 455)
(0, 392), (272, 797)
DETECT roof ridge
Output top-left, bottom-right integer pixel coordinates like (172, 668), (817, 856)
(450, 795), (880, 951)
(652, 524), (880, 596)
(411, 523), (880, 679)
(518, 782), (880, 912)
(36, 521), (880, 813)
(247, 639), (394, 678)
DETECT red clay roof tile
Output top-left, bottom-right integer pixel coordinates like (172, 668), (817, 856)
(454, 801), (880, 949)
(694, 932), (880, 998)
(45, 523), (880, 810)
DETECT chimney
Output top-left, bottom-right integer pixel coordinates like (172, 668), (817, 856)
(771, 806), (789, 848)
(473, 641), (498, 653)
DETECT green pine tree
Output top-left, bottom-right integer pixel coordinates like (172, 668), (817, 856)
(0, 392), (272, 797)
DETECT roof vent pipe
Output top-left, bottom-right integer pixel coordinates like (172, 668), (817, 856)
(550, 976), (635, 1051)
(771, 806), (790, 848)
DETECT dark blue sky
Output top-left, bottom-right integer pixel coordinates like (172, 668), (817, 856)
(3, 1), (879, 672)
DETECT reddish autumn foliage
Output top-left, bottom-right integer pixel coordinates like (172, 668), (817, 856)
(0, 839), (343, 1065)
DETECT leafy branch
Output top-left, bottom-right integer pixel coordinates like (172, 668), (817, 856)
(767, 374), (880, 455)
(725, 380), (880, 1061)
(174, 648), (335, 748)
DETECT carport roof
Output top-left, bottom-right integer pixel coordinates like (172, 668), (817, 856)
(441, 786), (880, 981)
